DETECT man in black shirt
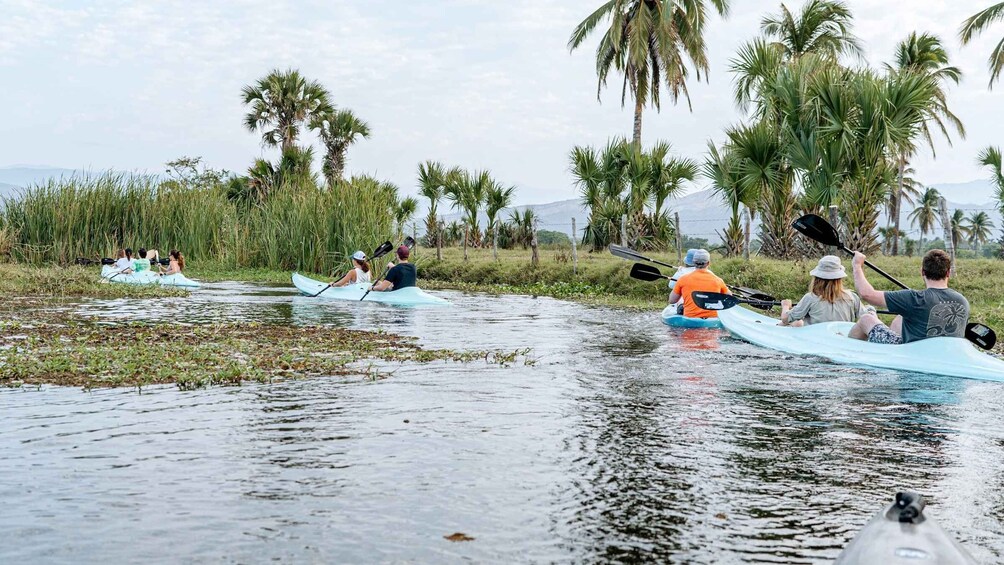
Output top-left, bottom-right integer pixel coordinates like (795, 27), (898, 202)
(372, 245), (417, 292)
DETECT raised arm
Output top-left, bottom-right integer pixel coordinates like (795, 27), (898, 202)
(852, 252), (886, 309)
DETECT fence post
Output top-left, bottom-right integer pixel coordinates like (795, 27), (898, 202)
(493, 225), (499, 262)
(571, 217), (578, 275)
(620, 214), (628, 247)
(463, 224), (469, 262)
(827, 205), (839, 255)
(412, 222), (417, 259)
(674, 211), (683, 265)
(939, 197), (955, 276)
(743, 208), (751, 261)
(531, 217), (539, 267)
(436, 217), (442, 261)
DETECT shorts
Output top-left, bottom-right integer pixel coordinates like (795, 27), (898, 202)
(868, 324), (903, 345)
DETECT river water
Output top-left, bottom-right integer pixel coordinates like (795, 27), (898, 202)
(2, 282), (1003, 563)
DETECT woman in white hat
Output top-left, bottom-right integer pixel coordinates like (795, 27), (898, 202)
(780, 255), (870, 326)
(330, 250), (373, 287)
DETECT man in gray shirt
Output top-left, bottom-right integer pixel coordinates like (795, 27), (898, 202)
(849, 249), (970, 344)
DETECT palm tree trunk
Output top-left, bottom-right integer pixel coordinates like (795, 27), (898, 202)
(331, 147), (347, 181)
(632, 95), (643, 147)
(891, 154), (905, 256)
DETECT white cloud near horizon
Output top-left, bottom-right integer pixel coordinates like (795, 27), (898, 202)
(0, 0), (1000, 204)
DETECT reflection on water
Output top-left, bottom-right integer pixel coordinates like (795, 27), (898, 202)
(2, 280), (1003, 562)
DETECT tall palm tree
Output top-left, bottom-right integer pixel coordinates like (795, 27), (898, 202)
(978, 145), (1004, 216)
(393, 196), (418, 241)
(444, 169), (491, 247)
(649, 141), (698, 219)
(242, 69), (330, 151)
(760, 0), (863, 61)
(885, 32), (965, 255)
(959, 3), (1004, 87)
(485, 182), (516, 260)
(310, 109), (371, 185)
(950, 209), (969, 251)
(417, 161), (447, 246)
(908, 187), (941, 253)
(965, 211), (995, 255)
(568, 0), (730, 146)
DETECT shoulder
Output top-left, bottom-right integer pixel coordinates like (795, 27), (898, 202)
(798, 292), (817, 303)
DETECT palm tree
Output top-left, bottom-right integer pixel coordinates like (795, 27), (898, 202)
(393, 196), (418, 242)
(417, 161), (447, 247)
(242, 69), (330, 151)
(649, 141), (698, 218)
(760, 0), (863, 61)
(568, 0), (730, 146)
(908, 187), (941, 252)
(978, 145), (1004, 215)
(885, 32), (965, 255)
(246, 146), (316, 201)
(444, 169), (491, 247)
(485, 182), (516, 260)
(310, 109), (371, 185)
(959, 3), (1004, 87)
(966, 211), (995, 255)
(704, 142), (747, 256)
(950, 209), (969, 251)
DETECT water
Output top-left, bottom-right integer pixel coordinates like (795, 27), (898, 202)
(2, 281), (1004, 563)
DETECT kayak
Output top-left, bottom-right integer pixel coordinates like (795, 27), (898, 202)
(836, 492), (976, 564)
(718, 306), (1004, 381)
(291, 272), (449, 306)
(661, 306), (723, 329)
(100, 266), (201, 288)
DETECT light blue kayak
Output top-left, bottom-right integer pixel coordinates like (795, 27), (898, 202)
(661, 305), (724, 329)
(291, 272), (449, 306)
(718, 306), (1004, 381)
(101, 265), (201, 288)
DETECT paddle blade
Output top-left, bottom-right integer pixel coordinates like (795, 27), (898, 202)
(100, 258), (116, 266)
(403, 236), (416, 249)
(691, 291), (740, 311)
(371, 241), (394, 260)
(629, 263), (665, 282)
(792, 214), (840, 247)
(966, 323), (997, 351)
(609, 244), (645, 262)
(731, 286), (776, 303)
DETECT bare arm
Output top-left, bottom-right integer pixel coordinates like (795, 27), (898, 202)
(852, 252), (886, 308)
(331, 270), (355, 287)
(372, 279), (393, 292)
(668, 290), (681, 304)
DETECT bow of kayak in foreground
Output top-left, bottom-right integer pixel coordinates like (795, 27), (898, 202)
(291, 273), (450, 306)
(836, 492), (976, 564)
(717, 306), (1004, 381)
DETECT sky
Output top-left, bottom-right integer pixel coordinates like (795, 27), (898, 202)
(0, 0), (1001, 204)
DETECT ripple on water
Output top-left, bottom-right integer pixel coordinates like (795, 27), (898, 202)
(1, 281), (1002, 563)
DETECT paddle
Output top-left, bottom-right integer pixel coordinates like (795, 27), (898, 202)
(359, 236), (416, 302)
(609, 244), (678, 270)
(692, 291), (895, 317)
(629, 263), (778, 312)
(311, 240), (393, 298)
(792, 214), (997, 351)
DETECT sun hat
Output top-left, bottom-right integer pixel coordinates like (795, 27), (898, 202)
(684, 249), (698, 267)
(810, 255), (847, 280)
(397, 245), (411, 259)
(692, 249), (711, 266)
(351, 250), (367, 261)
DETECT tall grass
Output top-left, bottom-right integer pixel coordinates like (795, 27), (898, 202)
(0, 173), (395, 274)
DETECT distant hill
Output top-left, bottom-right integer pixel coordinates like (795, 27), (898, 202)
(929, 179), (996, 206)
(0, 182), (21, 201)
(0, 165), (80, 188)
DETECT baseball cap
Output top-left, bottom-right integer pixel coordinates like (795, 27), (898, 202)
(351, 250), (367, 261)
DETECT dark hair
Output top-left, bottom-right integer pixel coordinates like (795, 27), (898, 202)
(354, 257), (371, 273)
(125, 247), (133, 259)
(170, 249), (185, 271)
(922, 249), (952, 281)
(139, 248), (147, 258)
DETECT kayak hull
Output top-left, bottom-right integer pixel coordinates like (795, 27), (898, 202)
(291, 272), (449, 306)
(718, 306), (1004, 381)
(836, 501), (976, 564)
(100, 266), (201, 288)
(661, 306), (723, 329)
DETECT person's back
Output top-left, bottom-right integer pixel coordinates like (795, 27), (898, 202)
(355, 267), (372, 284)
(783, 256), (867, 326)
(671, 250), (729, 319)
(133, 248), (151, 272)
(385, 262), (416, 290)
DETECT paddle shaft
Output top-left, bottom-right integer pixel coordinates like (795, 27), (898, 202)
(836, 243), (907, 290)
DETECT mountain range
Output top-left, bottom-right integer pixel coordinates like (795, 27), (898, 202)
(1, 165), (999, 243)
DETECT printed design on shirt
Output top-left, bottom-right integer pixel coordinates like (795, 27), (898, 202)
(926, 301), (968, 337)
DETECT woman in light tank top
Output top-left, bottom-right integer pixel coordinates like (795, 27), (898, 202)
(331, 251), (372, 286)
(780, 255), (869, 326)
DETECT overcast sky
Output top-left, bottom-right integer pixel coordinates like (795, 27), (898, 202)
(1, 0), (1000, 203)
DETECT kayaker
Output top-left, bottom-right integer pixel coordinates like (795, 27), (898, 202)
(331, 251), (373, 287)
(668, 249), (699, 314)
(371, 245), (416, 292)
(848, 249), (970, 344)
(668, 249), (730, 319)
(133, 248), (152, 273)
(113, 248), (134, 274)
(779, 255), (869, 326)
(162, 250), (186, 276)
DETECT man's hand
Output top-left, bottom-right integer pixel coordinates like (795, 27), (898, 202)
(852, 251), (866, 268)
(387, 262), (395, 270)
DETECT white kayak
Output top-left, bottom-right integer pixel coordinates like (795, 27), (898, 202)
(718, 306), (1004, 381)
(101, 265), (201, 288)
(291, 272), (449, 306)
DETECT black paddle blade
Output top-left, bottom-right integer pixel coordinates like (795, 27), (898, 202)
(371, 241), (394, 260)
(966, 323), (997, 351)
(100, 258), (116, 266)
(629, 263), (665, 282)
(691, 291), (740, 311)
(609, 244), (645, 262)
(792, 214), (840, 247)
(732, 286), (776, 303)
(403, 236), (416, 249)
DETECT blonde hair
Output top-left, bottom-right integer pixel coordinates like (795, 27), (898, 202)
(810, 276), (851, 304)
